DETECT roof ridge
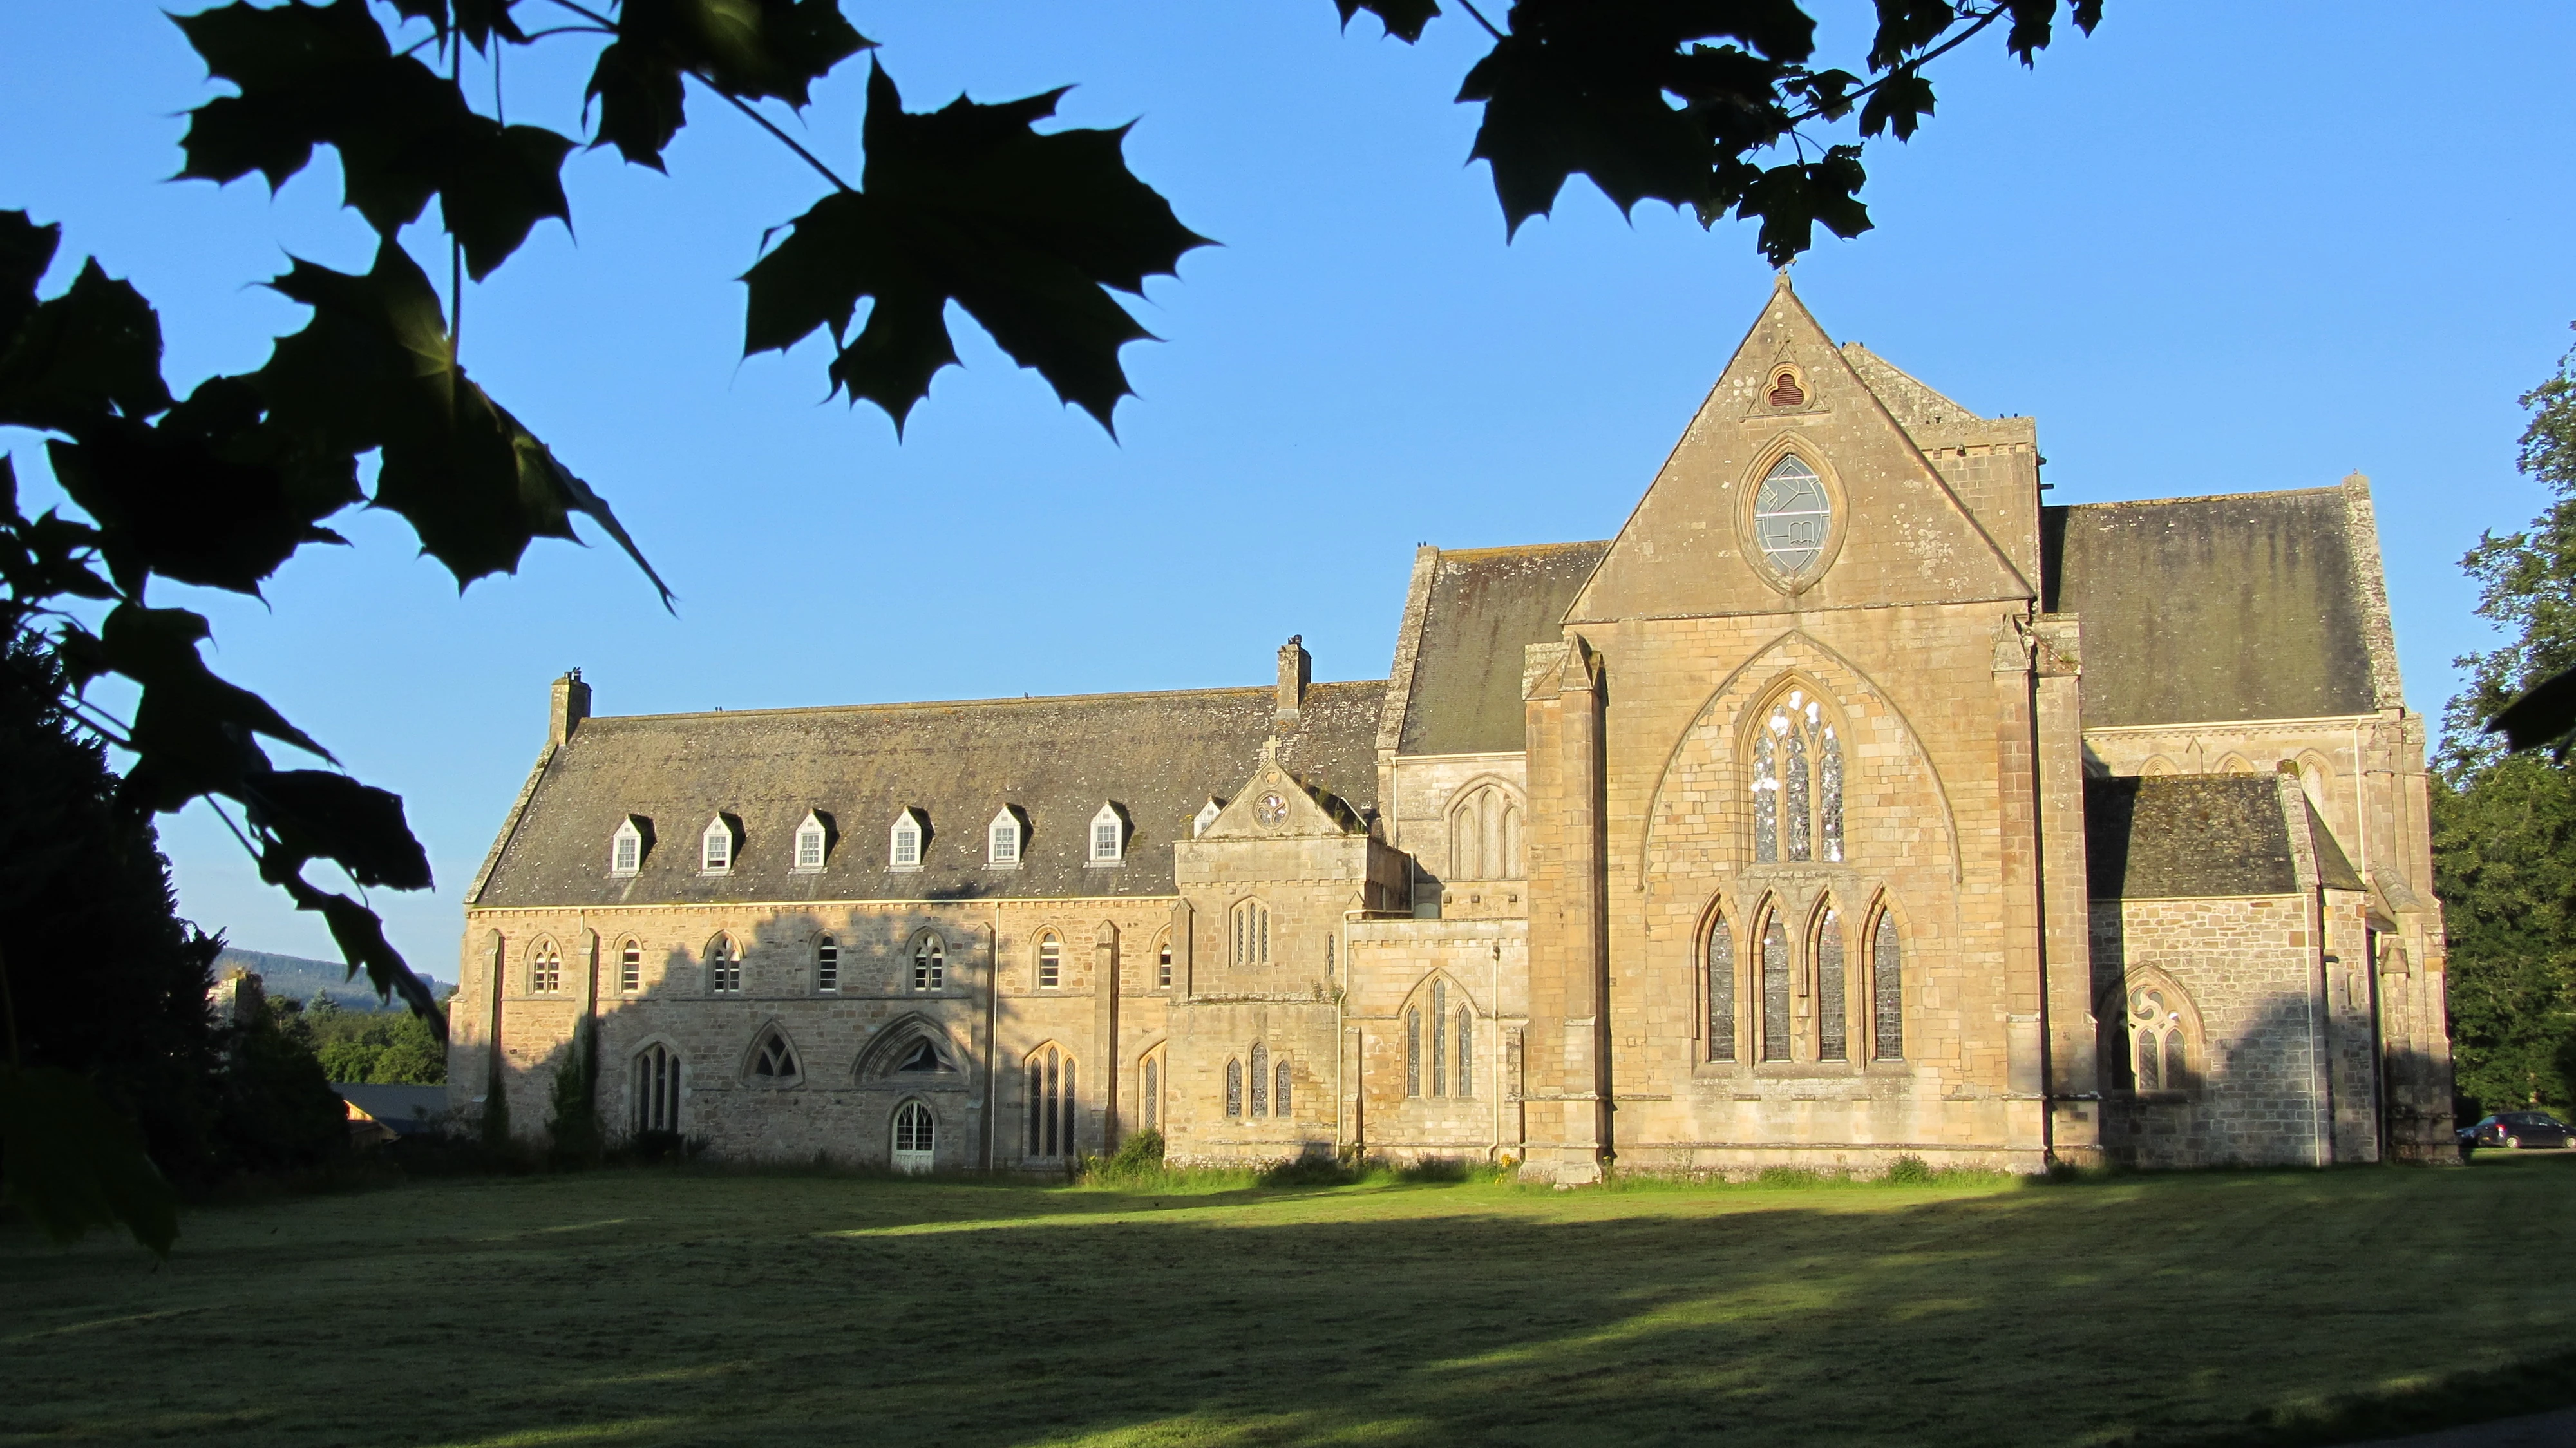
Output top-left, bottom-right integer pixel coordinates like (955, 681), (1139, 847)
(581, 678), (1387, 727)
(1435, 539), (1613, 562)
(2056, 485), (2342, 511)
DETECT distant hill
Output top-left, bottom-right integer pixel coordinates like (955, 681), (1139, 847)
(214, 948), (455, 1011)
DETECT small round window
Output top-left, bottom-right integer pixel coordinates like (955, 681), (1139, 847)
(1752, 454), (1830, 578)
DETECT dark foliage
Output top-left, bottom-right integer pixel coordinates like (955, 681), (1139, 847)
(306, 995), (448, 1083)
(211, 993), (356, 1176)
(2434, 330), (2576, 1115)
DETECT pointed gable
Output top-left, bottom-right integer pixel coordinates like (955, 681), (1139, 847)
(1197, 746), (1363, 840)
(1569, 276), (2034, 624)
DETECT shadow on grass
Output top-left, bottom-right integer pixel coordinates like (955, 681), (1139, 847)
(6, 1154), (2573, 1448)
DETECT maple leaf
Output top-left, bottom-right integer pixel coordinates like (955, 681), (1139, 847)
(254, 241), (671, 603)
(743, 63), (1212, 434)
(1334, 0), (1443, 43)
(175, 0), (573, 279)
(587, 0), (874, 170)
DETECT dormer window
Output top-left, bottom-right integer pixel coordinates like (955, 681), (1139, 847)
(700, 815), (735, 874)
(1193, 797), (1224, 837)
(988, 807), (1022, 867)
(793, 812), (829, 873)
(889, 809), (925, 872)
(611, 817), (647, 876)
(1088, 803), (1124, 865)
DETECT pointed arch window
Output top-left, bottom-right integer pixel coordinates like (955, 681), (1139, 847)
(1225, 1057), (1243, 1117)
(1036, 933), (1060, 989)
(750, 1027), (800, 1083)
(1142, 1053), (1162, 1132)
(700, 816), (734, 873)
(1250, 1043), (1270, 1116)
(1816, 909), (1848, 1063)
(1275, 1057), (1293, 1118)
(793, 812), (829, 872)
(1027, 1046), (1076, 1156)
(889, 809), (925, 871)
(2128, 983), (2194, 1093)
(1455, 1000), (1474, 1098)
(1753, 453), (1830, 578)
(530, 940), (562, 995)
(633, 1043), (681, 1134)
(1448, 783), (1524, 880)
(1872, 911), (1904, 1061)
(618, 939), (641, 994)
(1760, 915), (1791, 1062)
(1231, 900), (1270, 967)
(1405, 1009), (1423, 1097)
(988, 806), (1022, 866)
(1157, 936), (1173, 990)
(912, 934), (945, 991)
(815, 937), (838, 993)
(708, 937), (743, 995)
(1753, 689), (1842, 864)
(1432, 980), (1450, 1096)
(1706, 913), (1737, 1063)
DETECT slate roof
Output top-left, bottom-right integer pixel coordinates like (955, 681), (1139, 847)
(2085, 774), (2362, 899)
(474, 681), (1385, 909)
(333, 1084), (451, 1134)
(1397, 541), (1611, 756)
(2043, 488), (2384, 727)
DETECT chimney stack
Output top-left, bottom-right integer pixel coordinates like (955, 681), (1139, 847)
(1276, 636), (1310, 729)
(549, 669), (591, 748)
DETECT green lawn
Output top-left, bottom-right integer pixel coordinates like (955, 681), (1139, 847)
(5, 1154), (2574, 1447)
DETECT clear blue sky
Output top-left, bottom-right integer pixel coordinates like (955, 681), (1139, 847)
(5, 3), (2573, 984)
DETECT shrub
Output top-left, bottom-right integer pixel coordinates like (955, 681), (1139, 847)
(1104, 1127), (1166, 1177)
(1887, 1154), (1935, 1185)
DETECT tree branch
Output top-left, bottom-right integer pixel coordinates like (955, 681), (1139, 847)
(1783, 4), (2009, 126)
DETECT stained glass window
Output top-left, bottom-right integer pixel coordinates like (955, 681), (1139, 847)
(1275, 1059), (1293, 1118)
(1455, 1006), (1473, 1098)
(1761, 916), (1791, 1062)
(1873, 913), (1904, 1060)
(1817, 911), (1846, 1062)
(1432, 980), (1449, 1096)
(1406, 1009), (1422, 1097)
(1144, 1058), (1160, 1130)
(1707, 915), (1736, 1063)
(1226, 1057), (1243, 1117)
(1250, 1043), (1270, 1116)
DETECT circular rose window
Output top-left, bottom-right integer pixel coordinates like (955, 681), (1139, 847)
(1752, 454), (1830, 578)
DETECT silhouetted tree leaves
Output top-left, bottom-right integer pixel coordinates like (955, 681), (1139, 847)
(0, 260), (173, 433)
(744, 64), (1211, 433)
(257, 241), (670, 602)
(175, 0), (573, 278)
(587, 0), (873, 169)
(245, 770), (433, 895)
(1335, 0), (1443, 43)
(388, 0), (526, 52)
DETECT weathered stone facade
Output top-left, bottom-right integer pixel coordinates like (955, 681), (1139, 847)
(450, 278), (2452, 1175)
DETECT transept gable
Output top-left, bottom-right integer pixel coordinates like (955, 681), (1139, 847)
(1568, 276), (2034, 625)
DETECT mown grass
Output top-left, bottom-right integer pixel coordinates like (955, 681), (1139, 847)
(4, 1152), (2573, 1447)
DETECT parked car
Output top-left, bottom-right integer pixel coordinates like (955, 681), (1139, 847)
(2458, 1112), (2576, 1150)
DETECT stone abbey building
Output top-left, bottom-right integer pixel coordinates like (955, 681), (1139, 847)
(449, 279), (2455, 1178)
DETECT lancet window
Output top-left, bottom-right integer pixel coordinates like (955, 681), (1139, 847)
(815, 938), (838, 993)
(632, 1043), (681, 1134)
(1706, 913), (1736, 1063)
(708, 937), (743, 995)
(618, 940), (641, 994)
(1815, 909), (1848, 1063)
(1760, 915), (1791, 1062)
(1250, 1043), (1270, 1116)
(1232, 900), (1270, 967)
(530, 940), (561, 995)
(912, 934), (945, 991)
(1226, 1057), (1244, 1117)
(1274, 1058), (1293, 1117)
(1142, 1056), (1162, 1132)
(1036, 934), (1060, 989)
(1447, 783), (1523, 880)
(1752, 687), (1844, 864)
(1027, 1046), (1076, 1157)
(1872, 911), (1904, 1061)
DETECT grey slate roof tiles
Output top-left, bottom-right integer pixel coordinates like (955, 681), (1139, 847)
(2083, 774), (2361, 899)
(2043, 489), (2382, 727)
(1397, 541), (1610, 756)
(475, 681), (1385, 909)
